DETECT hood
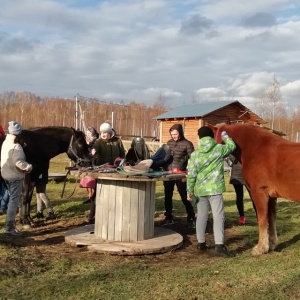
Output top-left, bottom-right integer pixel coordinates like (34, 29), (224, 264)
(197, 136), (216, 153)
(169, 124), (184, 139)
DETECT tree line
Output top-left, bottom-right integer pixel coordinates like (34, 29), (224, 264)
(0, 82), (299, 142)
(0, 92), (167, 140)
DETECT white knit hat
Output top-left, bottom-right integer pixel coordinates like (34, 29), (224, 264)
(99, 122), (113, 134)
(8, 121), (22, 135)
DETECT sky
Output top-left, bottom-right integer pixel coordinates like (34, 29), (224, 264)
(1, 0), (300, 112)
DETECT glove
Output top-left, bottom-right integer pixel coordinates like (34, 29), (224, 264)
(25, 164), (32, 173)
(221, 131), (229, 141)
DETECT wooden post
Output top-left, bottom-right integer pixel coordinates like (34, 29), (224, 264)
(94, 178), (156, 242)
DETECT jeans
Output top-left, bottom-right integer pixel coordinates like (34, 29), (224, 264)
(0, 181), (9, 210)
(163, 180), (195, 220)
(5, 179), (23, 223)
(196, 194), (225, 245)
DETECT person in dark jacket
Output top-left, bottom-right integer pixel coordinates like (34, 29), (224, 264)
(226, 154), (256, 225)
(162, 124), (195, 228)
(92, 122), (125, 166)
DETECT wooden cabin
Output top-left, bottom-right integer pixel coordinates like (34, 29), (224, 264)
(154, 100), (266, 145)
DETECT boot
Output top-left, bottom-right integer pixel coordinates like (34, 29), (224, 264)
(88, 200), (96, 224)
(197, 242), (208, 251)
(214, 244), (235, 258)
(83, 198), (91, 204)
(35, 211), (45, 219)
(4, 221), (24, 236)
(45, 211), (56, 220)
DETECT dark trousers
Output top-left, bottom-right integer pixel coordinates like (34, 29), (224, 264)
(233, 184), (244, 217)
(233, 184), (257, 217)
(163, 180), (195, 220)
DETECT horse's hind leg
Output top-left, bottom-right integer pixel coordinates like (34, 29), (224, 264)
(268, 197), (278, 251)
(250, 190), (270, 256)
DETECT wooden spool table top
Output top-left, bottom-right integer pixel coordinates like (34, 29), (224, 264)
(70, 168), (186, 182)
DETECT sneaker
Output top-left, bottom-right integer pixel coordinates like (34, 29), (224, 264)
(45, 212), (56, 220)
(35, 211), (45, 219)
(239, 216), (246, 225)
(197, 242), (208, 251)
(215, 244), (235, 258)
(187, 218), (196, 229)
(4, 227), (24, 236)
(161, 217), (174, 227)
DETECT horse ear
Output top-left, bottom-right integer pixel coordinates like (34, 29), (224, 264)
(70, 127), (77, 134)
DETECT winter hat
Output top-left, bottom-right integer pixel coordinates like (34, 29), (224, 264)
(198, 126), (214, 139)
(8, 121), (22, 135)
(99, 122), (113, 134)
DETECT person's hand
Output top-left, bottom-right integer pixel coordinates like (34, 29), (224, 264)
(187, 194), (193, 201)
(25, 164), (32, 173)
(221, 131), (229, 141)
(181, 177), (187, 183)
(91, 148), (96, 156)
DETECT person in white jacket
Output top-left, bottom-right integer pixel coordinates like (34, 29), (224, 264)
(0, 121), (32, 236)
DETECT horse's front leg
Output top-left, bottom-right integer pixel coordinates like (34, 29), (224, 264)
(268, 197), (278, 251)
(250, 190), (270, 256)
(20, 178), (36, 228)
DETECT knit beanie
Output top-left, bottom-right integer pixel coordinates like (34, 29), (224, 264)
(8, 121), (22, 135)
(99, 122), (113, 134)
(198, 126), (214, 139)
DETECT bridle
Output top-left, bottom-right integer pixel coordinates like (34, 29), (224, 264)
(67, 134), (91, 166)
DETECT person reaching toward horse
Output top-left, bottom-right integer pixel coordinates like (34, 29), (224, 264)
(0, 121), (32, 236)
(88, 121), (125, 223)
(187, 126), (236, 257)
(80, 127), (99, 205)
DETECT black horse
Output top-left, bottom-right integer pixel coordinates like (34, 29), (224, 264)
(0, 126), (91, 226)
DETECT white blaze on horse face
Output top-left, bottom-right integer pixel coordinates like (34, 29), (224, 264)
(86, 131), (93, 143)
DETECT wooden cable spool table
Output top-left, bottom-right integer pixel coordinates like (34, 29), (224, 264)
(65, 170), (184, 255)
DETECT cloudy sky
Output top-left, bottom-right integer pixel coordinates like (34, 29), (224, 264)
(1, 0), (300, 111)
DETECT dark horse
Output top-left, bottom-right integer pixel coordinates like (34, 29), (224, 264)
(0, 126), (90, 226)
(211, 123), (300, 256)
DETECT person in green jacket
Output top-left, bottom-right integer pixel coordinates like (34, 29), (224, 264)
(187, 126), (236, 257)
(88, 121), (125, 223)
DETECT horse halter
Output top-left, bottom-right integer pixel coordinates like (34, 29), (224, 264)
(67, 134), (91, 166)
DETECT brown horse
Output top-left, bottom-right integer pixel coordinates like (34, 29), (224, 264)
(210, 123), (300, 256)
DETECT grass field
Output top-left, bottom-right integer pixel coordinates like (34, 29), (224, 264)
(0, 154), (300, 300)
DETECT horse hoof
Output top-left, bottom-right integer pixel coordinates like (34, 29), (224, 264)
(251, 245), (263, 256)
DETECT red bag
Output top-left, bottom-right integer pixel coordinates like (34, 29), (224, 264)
(79, 177), (96, 188)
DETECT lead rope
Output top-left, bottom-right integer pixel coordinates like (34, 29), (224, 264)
(60, 167), (81, 199)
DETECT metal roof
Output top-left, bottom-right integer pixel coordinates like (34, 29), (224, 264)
(154, 100), (239, 119)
